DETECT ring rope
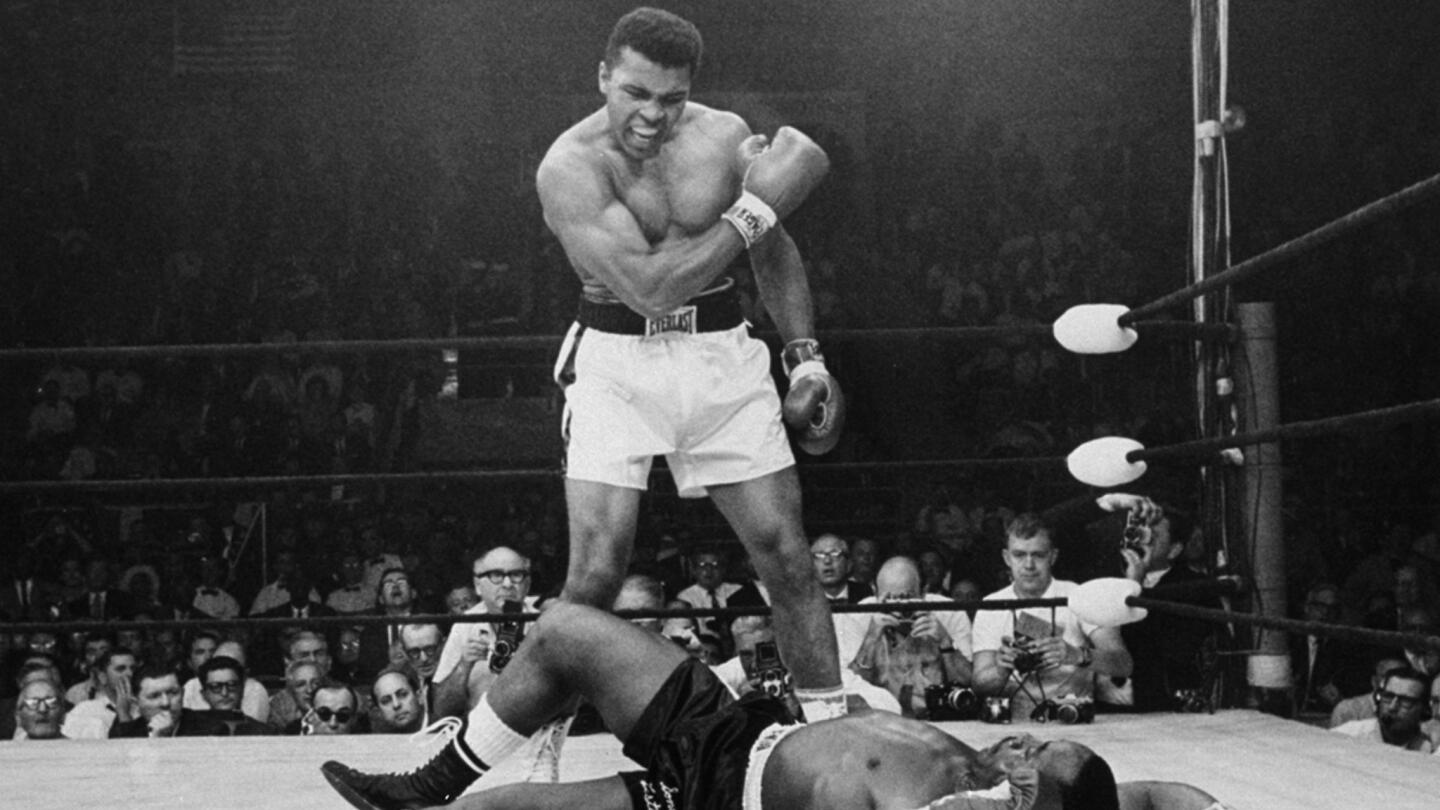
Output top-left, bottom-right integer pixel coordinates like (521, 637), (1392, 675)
(0, 598), (1068, 636)
(0, 457), (1073, 495)
(1119, 170), (1440, 326)
(0, 322), (1232, 364)
(1129, 593), (1440, 653)
(1127, 398), (1440, 465)
(13, 592), (1436, 655)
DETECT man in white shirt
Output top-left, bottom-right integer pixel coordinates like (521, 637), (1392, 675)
(1332, 666), (1438, 753)
(715, 613), (900, 716)
(848, 556), (972, 718)
(433, 546), (538, 718)
(972, 513), (1132, 723)
(181, 639), (270, 722)
(675, 547), (743, 647)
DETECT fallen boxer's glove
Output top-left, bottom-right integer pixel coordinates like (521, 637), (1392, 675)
(723, 127), (830, 247)
(781, 339), (845, 455)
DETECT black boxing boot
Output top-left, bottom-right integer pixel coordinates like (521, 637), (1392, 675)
(322, 732), (486, 810)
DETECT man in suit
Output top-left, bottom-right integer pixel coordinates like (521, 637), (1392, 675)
(1119, 505), (1229, 712)
(1290, 581), (1366, 714)
(0, 547), (64, 621)
(65, 557), (136, 621)
(811, 534), (873, 604)
(253, 570), (337, 679)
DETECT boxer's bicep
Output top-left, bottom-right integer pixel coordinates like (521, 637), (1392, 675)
(538, 157), (656, 297)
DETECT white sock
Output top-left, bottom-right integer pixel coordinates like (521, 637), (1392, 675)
(460, 695), (530, 770)
(794, 686), (847, 722)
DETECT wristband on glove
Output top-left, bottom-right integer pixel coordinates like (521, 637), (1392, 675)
(781, 338), (826, 381)
(722, 190), (778, 249)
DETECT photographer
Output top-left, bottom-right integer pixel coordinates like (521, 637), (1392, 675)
(972, 513), (1133, 723)
(850, 556), (974, 718)
(1115, 497), (1229, 712)
(717, 615), (899, 716)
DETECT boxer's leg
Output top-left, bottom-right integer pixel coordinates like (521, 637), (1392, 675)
(558, 478), (642, 609)
(323, 604), (687, 810)
(709, 467), (846, 720)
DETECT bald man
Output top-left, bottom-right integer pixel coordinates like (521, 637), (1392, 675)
(434, 546), (539, 716)
(849, 555), (975, 717)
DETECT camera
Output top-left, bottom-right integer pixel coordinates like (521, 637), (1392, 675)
(981, 696), (1012, 724)
(1121, 509), (1151, 553)
(1173, 688), (1211, 713)
(489, 599), (526, 674)
(1031, 695), (1095, 725)
(1010, 634), (1042, 675)
(752, 640), (793, 700)
(890, 610), (916, 638)
(924, 682), (982, 721)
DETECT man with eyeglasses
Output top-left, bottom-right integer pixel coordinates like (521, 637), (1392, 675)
(190, 655), (274, 735)
(181, 639), (270, 722)
(1332, 666), (1437, 752)
(809, 534), (872, 605)
(1329, 656), (1407, 728)
(433, 547), (539, 719)
(676, 548), (742, 649)
(12, 677), (67, 740)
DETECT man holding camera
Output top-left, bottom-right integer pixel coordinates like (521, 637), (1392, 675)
(850, 556), (974, 718)
(973, 513), (1133, 723)
(433, 546), (540, 718)
(1117, 500), (1228, 712)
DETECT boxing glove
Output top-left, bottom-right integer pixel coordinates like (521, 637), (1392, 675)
(722, 127), (830, 247)
(781, 339), (845, 456)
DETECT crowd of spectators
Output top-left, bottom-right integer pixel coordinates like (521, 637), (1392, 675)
(6, 487), (1438, 756)
(3, 6), (1438, 760)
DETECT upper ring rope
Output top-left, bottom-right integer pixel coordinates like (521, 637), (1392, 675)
(0, 323), (1230, 364)
(1120, 171), (1440, 326)
(0, 457), (1071, 496)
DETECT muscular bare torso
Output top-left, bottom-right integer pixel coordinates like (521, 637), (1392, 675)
(763, 712), (987, 810)
(539, 102), (745, 303)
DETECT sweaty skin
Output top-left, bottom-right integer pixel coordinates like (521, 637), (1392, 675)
(763, 713), (987, 810)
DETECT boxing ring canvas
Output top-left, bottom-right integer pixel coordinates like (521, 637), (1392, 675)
(1, 710), (1434, 809)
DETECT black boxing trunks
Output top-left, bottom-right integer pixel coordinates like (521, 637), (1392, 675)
(618, 658), (799, 810)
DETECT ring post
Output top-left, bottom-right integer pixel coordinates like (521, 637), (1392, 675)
(1235, 302), (1291, 712)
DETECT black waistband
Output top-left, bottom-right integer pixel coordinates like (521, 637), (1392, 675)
(576, 287), (744, 336)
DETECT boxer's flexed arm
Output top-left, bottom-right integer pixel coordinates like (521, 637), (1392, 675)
(537, 146), (747, 318)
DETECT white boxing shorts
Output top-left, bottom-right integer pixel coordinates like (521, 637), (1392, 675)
(553, 318), (795, 498)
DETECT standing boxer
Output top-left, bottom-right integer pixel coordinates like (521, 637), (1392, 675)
(538, 7), (846, 721)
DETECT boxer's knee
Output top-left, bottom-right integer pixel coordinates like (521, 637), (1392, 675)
(559, 566), (623, 608)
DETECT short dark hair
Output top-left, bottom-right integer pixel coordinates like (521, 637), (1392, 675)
(198, 655), (245, 686)
(1004, 513), (1053, 544)
(130, 662), (181, 694)
(314, 676), (359, 709)
(1060, 753), (1120, 810)
(1380, 666), (1431, 696)
(95, 646), (137, 674)
(605, 7), (703, 75)
(188, 629), (221, 650)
